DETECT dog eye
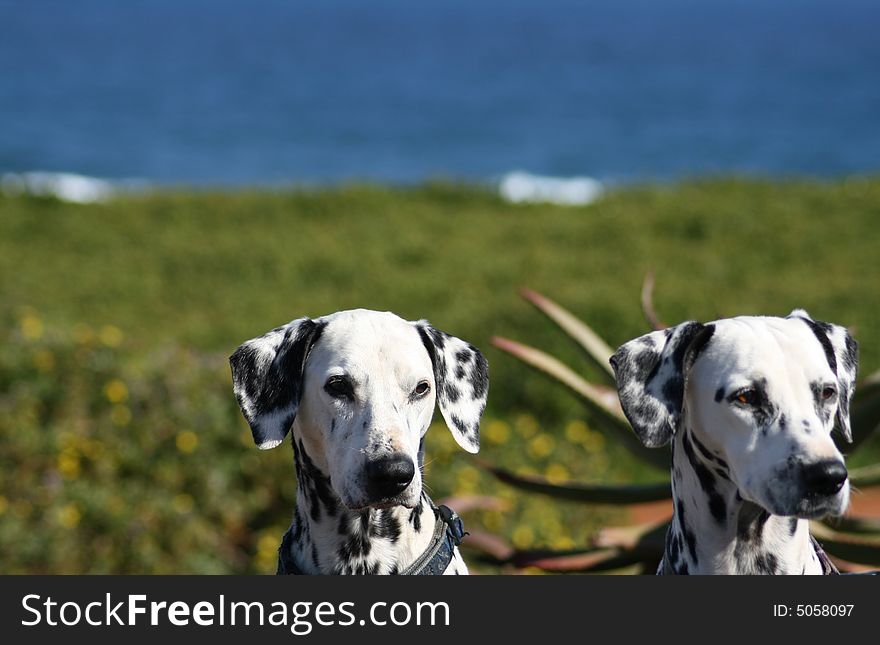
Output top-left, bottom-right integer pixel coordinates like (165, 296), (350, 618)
(822, 386), (837, 401)
(412, 381), (431, 397)
(324, 377), (353, 399)
(735, 389), (759, 406)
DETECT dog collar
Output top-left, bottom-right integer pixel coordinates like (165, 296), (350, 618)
(276, 499), (467, 576)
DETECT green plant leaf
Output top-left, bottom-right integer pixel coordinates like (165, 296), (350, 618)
(510, 546), (648, 573)
(811, 522), (880, 567)
(491, 336), (668, 469)
(850, 374), (880, 451)
(480, 462), (672, 504)
(519, 288), (616, 381)
(820, 515), (880, 535)
(850, 463), (880, 488)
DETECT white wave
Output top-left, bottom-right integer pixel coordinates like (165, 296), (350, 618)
(0, 171), (147, 204)
(498, 171), (603, 206)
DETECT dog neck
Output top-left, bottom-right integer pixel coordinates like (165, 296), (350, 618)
(664, 425), (823, 575)
(282, 437), (437, 575)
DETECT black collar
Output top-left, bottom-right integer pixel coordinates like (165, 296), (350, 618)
(276, 499), (467, 575)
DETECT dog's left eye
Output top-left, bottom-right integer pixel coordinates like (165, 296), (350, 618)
(735, 389), (759, 406)
(821, 386), (837, 401)
(412, 381), (431, 397)
(324, 377), (353, 399)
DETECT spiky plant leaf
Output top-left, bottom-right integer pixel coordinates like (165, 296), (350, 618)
(519, 288), (616, 381)
(850, 463), (880, 488)
(480, 462), (671, 504)
(510, 547), (644, 573)
(850, 374), (880, 450)
(811, 522), (880, 567)
(491, 336), (668, 469)
(820, 515), (880, 535)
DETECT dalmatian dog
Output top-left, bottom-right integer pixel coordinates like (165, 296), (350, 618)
(610, 310), (858, 575)
(230, 309), (488, 575)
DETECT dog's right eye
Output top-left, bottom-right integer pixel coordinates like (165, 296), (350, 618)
(734, 389), (759, 406)
(324, 377), (353, 399)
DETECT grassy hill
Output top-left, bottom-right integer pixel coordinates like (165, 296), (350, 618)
(2, 178), (879, 572)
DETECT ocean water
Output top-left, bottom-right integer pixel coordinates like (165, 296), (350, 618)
(1, 0), (878, 186)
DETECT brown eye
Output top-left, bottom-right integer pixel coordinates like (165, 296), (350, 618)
(822, 386), (837, 400)
(413, 381), (430, 397)
(736, 389), (759, 406)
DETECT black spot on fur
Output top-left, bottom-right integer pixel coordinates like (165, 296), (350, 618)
(450, 414), (469, 435)
(755, 552), (778, 575)
(682, 430), (726, 524)
(714, 387), (725, 403)
(676, 500), (698, 563)
(294, 440), (337, 522)
(797, 317), (838, 374)
(230, 320), (326, 443)
(789, 517), (799, 536)
(409, 503), (423, 533)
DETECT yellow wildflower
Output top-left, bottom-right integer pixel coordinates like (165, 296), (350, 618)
(544, 463), (570, 484)
(57, 503), (81, 529)
(483, 419), (511, 445)
(99, 325), (123, 347)
(528, 433), (555, 459)
(103, 379), (128, 403)
(176, 430), (198, 454)
(511, 525), (535, 549)
(20, 313), (43, 340)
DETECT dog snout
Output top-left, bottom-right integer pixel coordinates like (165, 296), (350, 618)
(365, 454), (415, 500)
(801, 459), (848, 497)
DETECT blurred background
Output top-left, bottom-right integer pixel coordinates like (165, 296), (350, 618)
(1, 0), (879, 573)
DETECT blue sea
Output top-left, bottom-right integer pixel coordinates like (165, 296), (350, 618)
(1, 0), (878, 186)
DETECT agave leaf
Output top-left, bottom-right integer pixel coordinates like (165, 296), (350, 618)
(811, 522), (880, 567)
(519, 288), (616, 381)
(640, 271), (666, 331)
(592, 520), (669, 551)
(436, 495), (511, 514)
(820, 515), (880, 535)
(850, 376), (880, 450)
(511, 547), (646, 573)
(850, 463), (880, 488)
(459, 530), (515, 563)
(480, 462), (671, 504)
(491, 336), (668, 469)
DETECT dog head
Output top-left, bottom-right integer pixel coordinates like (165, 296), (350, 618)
(611, 310), (858, 519)
(230, 309), (488, 511)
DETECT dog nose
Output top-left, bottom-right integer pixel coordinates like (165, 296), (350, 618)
(802, 460), (848, 496)
(365, 454), (415, 499)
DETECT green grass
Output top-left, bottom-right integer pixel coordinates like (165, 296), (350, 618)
(2, 177), (879, 573)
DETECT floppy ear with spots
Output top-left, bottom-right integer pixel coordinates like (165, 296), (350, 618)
(788, 309), (859, 442)
(416, 322), (489, 454)
(609, 322), (714, 448)
(229, 317), (326, 450)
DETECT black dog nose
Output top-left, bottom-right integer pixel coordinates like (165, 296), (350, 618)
(365, 454), (415, 500)
(802, 460), (848, 496)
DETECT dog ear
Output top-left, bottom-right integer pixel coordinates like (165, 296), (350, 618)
(788, 309), (859, 442)
(609, 322), (715, 448)
(416, 322), (489, 454)
(229, 317), (326, 450)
